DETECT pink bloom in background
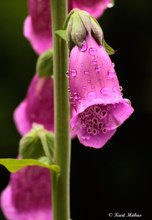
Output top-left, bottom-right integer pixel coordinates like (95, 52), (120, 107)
(69, 36), (134, 148)
(14, 74), (54, 135)
(24, 0), (52, 54)
(70, 0), (111, 18)
(24, 0), (111, 54)
(1, 166), (52, 220)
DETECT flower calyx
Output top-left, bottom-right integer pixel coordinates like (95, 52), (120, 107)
(66, 9), (104, 49)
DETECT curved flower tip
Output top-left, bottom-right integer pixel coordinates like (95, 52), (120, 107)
(72, 0), (111, 18)
(1, 166), (52, 220)
(69, 36), (134, 148)
(24, 0), (52, 54)
(14, 74), (54, 135)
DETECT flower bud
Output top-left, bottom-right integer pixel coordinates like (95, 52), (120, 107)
(19, 124), (54, 162)
(67, 9), (104, 49)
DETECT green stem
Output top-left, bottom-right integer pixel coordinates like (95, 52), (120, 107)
(51, 0), (71, 220)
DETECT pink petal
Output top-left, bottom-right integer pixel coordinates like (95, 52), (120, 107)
(14, 74), (54, 136)
(72, 0), (111, 18)
(24, 0), (52, 54)
(1, 166), (52, 220)
(69, 36), (134, 148)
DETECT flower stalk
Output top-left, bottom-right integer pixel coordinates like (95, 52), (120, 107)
(51, 0), (71, 220)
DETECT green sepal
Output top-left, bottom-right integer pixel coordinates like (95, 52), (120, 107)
(55, 30), (67, 41)
(90, 16), (104, 45)
(65, 9), (104, 49)
(70, 12), (87, 47)
(36, 49), (53, 77)
(103, 39), (116, 55)
(19, 124), (54, 163)
(0, 158), (60, 174)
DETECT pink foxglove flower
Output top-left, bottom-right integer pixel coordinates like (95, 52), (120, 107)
(70, 0), (111, 18)
(69, 36), (134, 148)
(1, 166), (52, 220)
(24, 0), (111, 54)
(14, 74), (54, 135)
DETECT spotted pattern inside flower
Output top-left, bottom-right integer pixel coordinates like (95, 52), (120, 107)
(79, 104), (113, 135)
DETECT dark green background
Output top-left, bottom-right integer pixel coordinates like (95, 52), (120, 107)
(0, 0), (152, 219)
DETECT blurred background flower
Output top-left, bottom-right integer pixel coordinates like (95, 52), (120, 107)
(0, 0), (152, 219)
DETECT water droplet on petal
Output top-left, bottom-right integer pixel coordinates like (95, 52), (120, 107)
(89, 48), (97, 55)
(82, 136), (90, 140)
(65, 71), (69, 78)
(124, 98), (132, 105)
(73, 92), (80, 100)
(71, 69), (77, 77)
(120, 86), (123, 91)
(87, 80), (91, 83)
(108, 1), (114, 8)
(79, 41), (88, 52)
(100, 87), (109, 95)
(92, 60), (97, 65)
(112, 86), (117, 93)
(111, 62), (115, 67)
(95, 65), (101, 73)
(88, 91), (97, 100)
(84, 71), (89, 75)
(82, 86), (87, 90)
(107, 70), (116, 78)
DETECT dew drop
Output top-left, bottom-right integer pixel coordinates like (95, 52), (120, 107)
(71, 69), (77, 77)
(95, 65), (101, 73)
(120, 86), (123, 91)
(92, 60), (97, 65)
(79, 41), (88, 52)
(82, 136), (90, 141)
(112, 86), (117, 93)
(87, 80), (91, 83)
(73, 92), (80, 100)
(124, 98), (132, 105)
(88, 91), (97, 100)
(111, 62), (115, 67)
(100, 87), (109, 95)
(84, 71), (89, 75)
(65, 71), (69, 78)
(107, 70), (116, 78)
(108, 1), (114, 8)
(82, 86), (87, 90)
(89, 48), (97, 55)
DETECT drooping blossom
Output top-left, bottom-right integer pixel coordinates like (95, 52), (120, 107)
(24, 0), (111, 54)
(14, 74), (54, 135)
(1, 166), (52, 220)
(69, 35), (134, 148)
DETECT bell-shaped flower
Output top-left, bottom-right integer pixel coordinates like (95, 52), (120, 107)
(69, 35), (134, 148)
(24, 0), (112, 54)
(1, 166), (52, 220)
(14, 74), (54, 135)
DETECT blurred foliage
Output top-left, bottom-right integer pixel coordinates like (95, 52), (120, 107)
(0, 0), (152, 219)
